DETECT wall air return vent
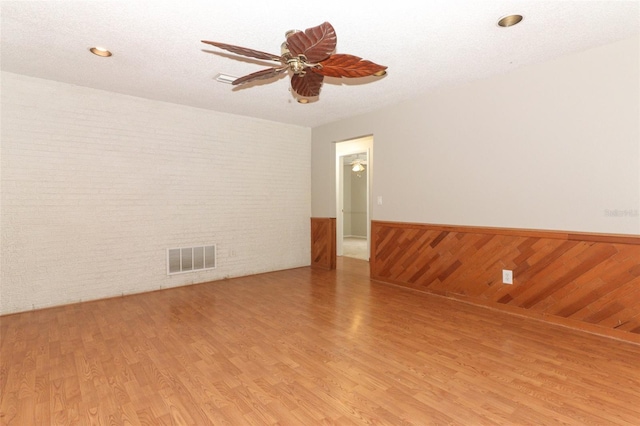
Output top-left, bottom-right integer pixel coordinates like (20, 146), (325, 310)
(167, 245), (216, 275)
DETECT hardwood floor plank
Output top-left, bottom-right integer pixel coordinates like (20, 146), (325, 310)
(2, 258), (640, 425)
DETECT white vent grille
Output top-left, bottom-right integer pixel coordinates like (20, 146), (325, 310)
(167, 245), (216, 275)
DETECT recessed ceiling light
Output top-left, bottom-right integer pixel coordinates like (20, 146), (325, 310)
(215, 73), (238, 84)
(497, 14), (523, 28)
(89, 47), (112, 57)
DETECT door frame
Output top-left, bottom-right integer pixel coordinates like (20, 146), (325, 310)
(335, 136), (373, 260)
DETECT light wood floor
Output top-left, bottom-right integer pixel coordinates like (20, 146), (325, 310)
(342, 237), (368, 261)
(1, 257), (639, 425)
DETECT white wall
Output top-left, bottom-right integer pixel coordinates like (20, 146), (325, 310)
(0, 72), (311, 315)
(347, 166), (367, 237)
(341, 163), (367, 237)
(343, 164), (353, 236)
(312, 36), (640, 235)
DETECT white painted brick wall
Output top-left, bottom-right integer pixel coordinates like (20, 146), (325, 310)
(0, 72), (311, 315)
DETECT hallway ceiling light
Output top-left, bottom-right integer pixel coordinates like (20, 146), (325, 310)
(352, 162), (365, 173)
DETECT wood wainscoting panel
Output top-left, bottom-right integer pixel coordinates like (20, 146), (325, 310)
(311, 217), (336, 269)
(370, 221), (640, 342)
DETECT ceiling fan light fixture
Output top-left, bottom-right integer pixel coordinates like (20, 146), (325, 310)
(297, 98), (309, 104)
(215, 73), (238, 84)
(89, 47), (112, 57)
(497, 14), (523, 27)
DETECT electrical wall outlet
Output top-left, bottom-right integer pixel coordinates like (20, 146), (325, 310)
(502, 269), (513, 285)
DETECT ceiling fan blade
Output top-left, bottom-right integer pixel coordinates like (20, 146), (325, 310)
(286, 22), (337, 63)
(315, 54), (388, 78)
(290, 71), (324, 98)
(201, 40), (282, 62)
(232, 67), (287, 85)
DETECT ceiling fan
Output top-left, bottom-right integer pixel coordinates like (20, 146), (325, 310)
(201, 21), (387, 103)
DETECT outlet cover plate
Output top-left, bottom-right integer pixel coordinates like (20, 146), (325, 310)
(502, 269), (513, 285)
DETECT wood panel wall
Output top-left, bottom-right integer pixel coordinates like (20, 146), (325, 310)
(370, 221), (640, 343)
(310, 217), (336, 270)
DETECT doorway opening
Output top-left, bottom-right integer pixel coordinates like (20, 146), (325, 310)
(336, 136), (372, 261)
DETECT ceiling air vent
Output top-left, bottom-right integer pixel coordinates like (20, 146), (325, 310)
(167, 245), (216, 275)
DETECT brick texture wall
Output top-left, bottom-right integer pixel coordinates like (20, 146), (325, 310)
(0, 72), (311, 315)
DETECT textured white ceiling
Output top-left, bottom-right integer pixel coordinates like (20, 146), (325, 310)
(1, 1), (638, 128)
